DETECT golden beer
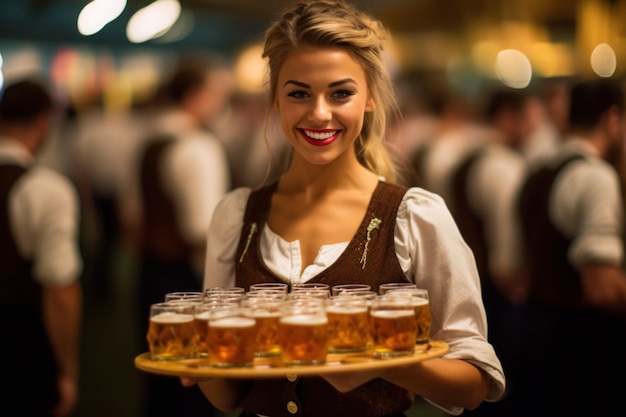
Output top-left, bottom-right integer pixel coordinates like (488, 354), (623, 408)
(369, 309), (417, 358)
(147, 311), (196, 360)
(193, 311), (211, 358)
(326, 303), (370, 353)
(279, 314), (328, 365)
(251, 311), (282, 356)
(242, 298), (283, 356)
(207, 316), (257, 367)
(413, 297), (432, 351)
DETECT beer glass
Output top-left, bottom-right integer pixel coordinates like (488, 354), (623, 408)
(378, 282), (417, 295)
(291, 282), (329, 292)
(205, 286), (245, 297)
(147, 302), (196, 360)
(242, 298), (283, 357)
(278, 299), (328, 365)
(249, 282), (289, 294)
(207, 305), (257, 367)
(204, 287), (245, 305)
(164, 291), (204, 303)
(325, 296), (370, 353)
(193, 300), (239, 358)
(386, 288), (432, 351)
(331, 284), (371, 297)
(369, 296), (417, 358)
(287, 289), (331, 300)
(245, 289), (288, 301)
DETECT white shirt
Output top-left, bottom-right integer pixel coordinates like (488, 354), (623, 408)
(204, 183), (506, 415)
(423, 124), (486, 203)
(0, 138), (82, 287)
(467, 143), (526, 274)
(124, 109), (231, 246)
(549, 137), (624, 268)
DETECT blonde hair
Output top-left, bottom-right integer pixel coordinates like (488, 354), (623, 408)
(263, 0), (399, 182)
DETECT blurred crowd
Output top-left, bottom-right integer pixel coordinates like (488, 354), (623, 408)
(2, 49), (626, 417)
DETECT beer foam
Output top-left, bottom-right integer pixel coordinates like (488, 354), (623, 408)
(210, 316), (256, 328)
(195, 311), (211, 320)
(326, 305), (367, 315)
(412, 298), (429, 306)
(251, 310), (281, 318)
(151, 312), (193, 323)
(280, 314), (328, 325)
(371, 309), (414, 319)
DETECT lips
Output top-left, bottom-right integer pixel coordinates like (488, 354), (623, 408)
(299, 129), (341, 146)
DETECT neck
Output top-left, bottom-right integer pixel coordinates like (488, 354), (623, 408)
(573, 128), (607, 157)
(0, 126), (38, 154)
(280, 153), (378, 197)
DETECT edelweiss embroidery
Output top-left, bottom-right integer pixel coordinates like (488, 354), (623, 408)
(359, 217), (381, 269)
(239, 222), (258, 262)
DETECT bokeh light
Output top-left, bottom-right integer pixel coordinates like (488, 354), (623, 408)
(590, 43), (617, 78)
(495, 49), (532, 89)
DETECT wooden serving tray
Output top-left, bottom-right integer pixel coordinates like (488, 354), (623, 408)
(134, 340), (448, 379)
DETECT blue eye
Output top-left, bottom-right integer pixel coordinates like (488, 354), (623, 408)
(332, 89), (355, 99)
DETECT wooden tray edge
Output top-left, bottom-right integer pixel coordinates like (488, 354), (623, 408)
(134, 340), (449, 379)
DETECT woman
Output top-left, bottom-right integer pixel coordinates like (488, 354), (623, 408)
(188, 1), (505, 416)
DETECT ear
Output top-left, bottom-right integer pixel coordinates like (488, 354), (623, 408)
(365, 94), (375, 112)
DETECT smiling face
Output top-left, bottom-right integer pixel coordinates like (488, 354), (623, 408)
(274, 47), (375, 167)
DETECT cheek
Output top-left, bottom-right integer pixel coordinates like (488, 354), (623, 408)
(278, 104), (304, 125)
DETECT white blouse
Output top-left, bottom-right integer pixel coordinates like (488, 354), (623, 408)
(203, 182), (506, 415)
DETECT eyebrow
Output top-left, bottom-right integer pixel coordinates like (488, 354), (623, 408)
(282, 78), (357, 88)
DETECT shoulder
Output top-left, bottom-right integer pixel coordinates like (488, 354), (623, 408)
(558, 154), (619, 191)
(20, 166), (78, 200)
(397, 186), (456, 228)
(170, 131), (225, 158)
(213, 187), (253, 222)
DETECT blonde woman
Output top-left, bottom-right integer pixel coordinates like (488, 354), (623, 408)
(187, 1), (506, 416)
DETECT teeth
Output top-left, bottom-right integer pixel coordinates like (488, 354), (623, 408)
(303, 130), (337, 140)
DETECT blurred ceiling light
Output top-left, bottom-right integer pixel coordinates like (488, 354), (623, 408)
(126, 0), (182, 44)
(234, 43), (266, 94)
(495, 49), (532, 89)
(590, 43), (617, 78)
(77, 0), (127, 36)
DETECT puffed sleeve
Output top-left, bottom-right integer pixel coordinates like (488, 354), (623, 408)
(203, 187), (251, 290)
(394, 187), (506, 414)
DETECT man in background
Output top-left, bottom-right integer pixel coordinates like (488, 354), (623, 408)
(0, 78), (83, 417)
(516, 78), (626, 416)
(130, 55), (233, 417)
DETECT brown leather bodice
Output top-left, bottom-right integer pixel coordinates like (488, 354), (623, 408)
(236, 180), (413, 417)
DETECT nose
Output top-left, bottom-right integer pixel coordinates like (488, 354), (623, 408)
(308, 96), (332, 123)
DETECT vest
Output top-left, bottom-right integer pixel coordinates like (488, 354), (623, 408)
(517, 154), (585, 309)
(236, 180), (413, 417)
(139, 135), (192, 261)
(0, 164), (39, 306)
(0, 164), (58, 413)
